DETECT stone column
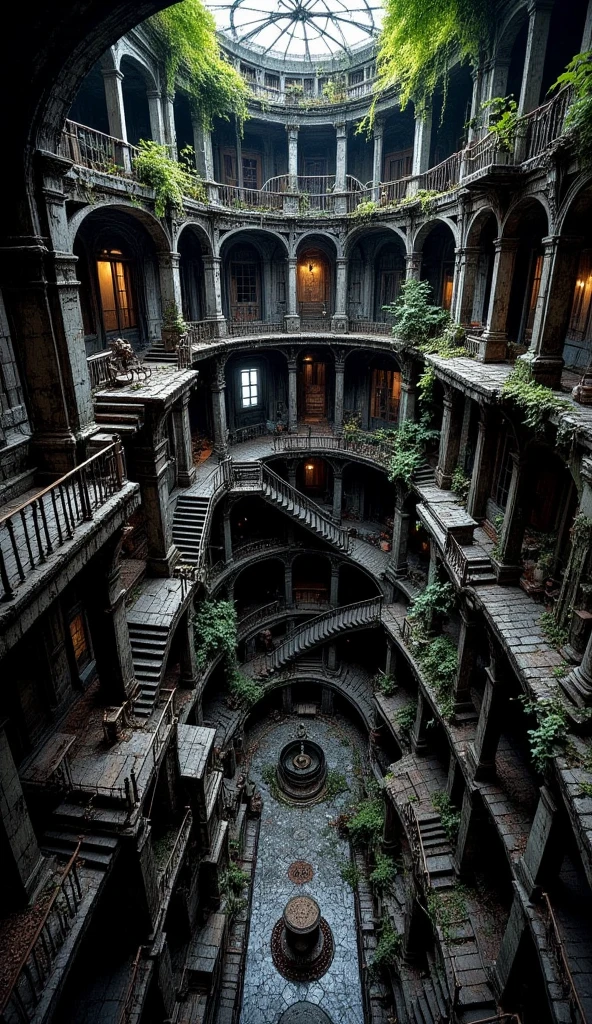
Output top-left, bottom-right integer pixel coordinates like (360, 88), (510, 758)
(223, 503), (233, 563)
(399, 358), (417, 424)
(135, 426), (178, 576)
(172, 393), (195, 488)
(485, 58), (511, 104)
(466, 405), (496, 520)
(287, 352), (298, 432)
(330, 562), (340, 607)
(405, 251), (422, 281)
(582, 0), (592, 50)
(435, 387), (463, 489)
(410, 692), (431, 755)
(389, 483), (410, 577)
(332, 467), (343, 523)
(561, 626), (592, 707)
(0, 726), (43, 908)
(192, 118), (214, 180)
(480, 237), (519, 359)
(332, 260), (348, 332)
(285, 560), (293, 605)
(524, 235), (582, 387)
(411, 111), (432, 176)
(90, 537), (136, 701)
(158, 253), (183, 321)
(495, 453), (526, 583)
(466, 658), (503, 780)
(518, 0), (554, 116)
(286, 124), (299, 190)
(361, 256), (373, 320)
(454, 604), (478, 715)
(517, 786), (564, 895)
(333, 353), (345, 433)
(147, 89), (166, 144)
(285, 258), (300, 331)
(372, 120), (384, 200)
(210, 360), (228, 456)
(102, 68), (131, 170)
(162, 93), (177, 159)
(454, 247), (482, 326)
(335, 121), (347, 191)
(203, 256), (227, 335)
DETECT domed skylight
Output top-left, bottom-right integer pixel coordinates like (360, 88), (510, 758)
(208, 0), (382, 59)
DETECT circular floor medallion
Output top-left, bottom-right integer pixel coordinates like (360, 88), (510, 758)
(271, 916), (335, 982)
(293, 828), (308, 841)
(287, 860), (314, 885)
(278, 1003), (334, 1024)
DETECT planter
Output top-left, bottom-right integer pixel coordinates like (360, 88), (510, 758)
(162, 327), (180, 352)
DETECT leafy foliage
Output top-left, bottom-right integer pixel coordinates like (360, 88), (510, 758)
(467, 95), (518, 151)
(519, 695), (569, 773)
(386, 416), (440, 486)
(386, 280), (451, 348)
(372, 669), (397, 696)
(148, 0), (249, 128)
(501, 359), (570, 432)
(553, 50), (592, 165)
(350, 199), (380, 221)
(426, 884), (467, 942)
(418, 324), (467, 359)
(417, 635), (458, 720)
(369, 854), (398, 896)
(133, 141), (206, 216)
(540, 611), (569, 651)
(193, 599), (237, 668)
(340, 861), (362, 888)
(325, 769), (349, 800)
(395, 700), (417, 736)
(418, 365), (436, 408)
(344, 797), (385, 848)
(431, 791), (461, 843)
(228, 667), (263, 708)
(451, 464), (471, 504)
(370, 921), (401, 976)
(408, 581), (455, 628)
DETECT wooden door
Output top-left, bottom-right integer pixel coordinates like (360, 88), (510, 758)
(230, 256), (260, 321)
(303, 359), (326, 420)
(298, 254), (328, 317)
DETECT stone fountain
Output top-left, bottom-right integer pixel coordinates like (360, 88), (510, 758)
(276, 724), (327, 803)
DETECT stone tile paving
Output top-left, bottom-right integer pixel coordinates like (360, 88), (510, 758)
(240, 716), (366, 1024)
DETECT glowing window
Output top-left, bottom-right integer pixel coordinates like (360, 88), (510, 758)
(371, 369), (401, 423)
(241, 368), (259, 407)
(69, 612), (90, 669)
(96, 252), (136, 333)
(568, 251), (592, 340)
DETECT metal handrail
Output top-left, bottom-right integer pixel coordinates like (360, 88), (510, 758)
(402, 800), (430, 885)
(158, 808), (193, 899)
(269, 595), (383, 669)
(261, 463), (352, 550)
(541, 892), (586, 1024)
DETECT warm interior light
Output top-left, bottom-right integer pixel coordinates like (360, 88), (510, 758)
(577, 280), (585, 288)
(308, 262), (314, 272)
(305, 464), (314, 471)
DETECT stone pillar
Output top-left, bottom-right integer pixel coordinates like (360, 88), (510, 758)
(179, 613), (199, 690)
(495, 453), (526, 583)
(480, 237), (519, 359)
(162, 93), (177, 159)
(222, 503), (233, 563)
(454, 604), (478, 715)
(334, 353), (345, 433)
(466, 659), (503, 780)
(332, 467), (343, 523)
(334, 121), (348, 214)
(523, 235), (582, 387)
(102, 68), (131, 170)
(147, 90), (165, 144)
(0, 725), (44, 909)
(282, 686), (293, 713)
(405, 251), (422, 281)
(410, 693), (431, 755)
(136, 427), (178, 576)
(203, 256), (227, 335)
(435, 387), (463, 489)
(361, 256), (373, 320)
(210, 361), (228, 456)
(517, 786), (564, 895)
(0, 154), (96, 474)
(492, 895), (527, 1000)
(286, 124), (299, 190)
(399, 358), (417, 424)
(321, 687), (334, 714)
(582, 0), (592, 50)
(454, 247), (482, 326)
(235, 118), (243, 192)
(561, 626), (592, 707)
(466, 404), (496, 520)
(330, 562), (340, 607)
(158, 252), (183, 317)
(287, 352), (298, 432)
(517, 0), (554, 116)
(372, 120), (384, 200)
(192, 119), (214, 180)
(332, 259), (348, 332)
(172, 393), (195, 488)
(390, 484), (410, 577)
(91, 537), (137, 701)
(285, 560), (293, 605)
(285, 258), (300, 331)
(326, 645), (338, 671)
(411, 111), (432, 176)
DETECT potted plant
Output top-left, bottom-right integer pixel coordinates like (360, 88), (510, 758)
(161, 302), (187, 352)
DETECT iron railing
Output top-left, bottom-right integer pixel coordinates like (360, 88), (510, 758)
(0, 442), (127, 602)
(259, 463), (352, 550)
(541, 892), (586, 1024)
(60, 120), (137, 173)
(402, 800), (430, 885)
(519, 86), (572, 163)
(158, 808), (193, 900)
(268, 596), (383, 669)
(87, 350), (115, 390)
(1, 843), (84, 1024)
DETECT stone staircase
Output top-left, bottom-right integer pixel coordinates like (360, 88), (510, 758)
(268, 597), (382, 670)
(172, 494), (210, 564)
(414, 460), (436, 487)
(93, 396), (144, 436)
(256, 464), (351, 552)
(403, 960), (450, 1024)
(41, 830), (118, 871)
(142, 340), (178, 365)
(128, 621), (170, 716)
(414, 812), (456, 889)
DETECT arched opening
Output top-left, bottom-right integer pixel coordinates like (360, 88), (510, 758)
(561, 185), (592, 371)
(465, 211), (498, 328)
(297, 248), (331, 318)
(67, 61), (109, 134)
(430, 64), (474, 164)
(292, 553), (331, 608)
(346, 230), (406, 324)
(295, 457), (332, 500)
(120, 56), (153, 146)
(234, 558), (285, 614)
(298, 349), (334, 424)
(225, 350), (288, 437)
(226, 241), (261, 322)
(419, 222), (456, 309)
(368, 355), (402, 428)
(221, 232), (288, 324)
(504, 200), (548, 347)
(178, 228), (205, 322)
(173, 92), (194, 157)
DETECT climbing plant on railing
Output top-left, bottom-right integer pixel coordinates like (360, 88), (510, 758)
(408, 580), (455, 628)
(432, 791), (461, 842)
(552, 50), (592, 165)
(501, 359), (570, 432)
(370, 921), (402, 976)
(193, 599), (237, 669)
(385, 279), (451, 349)
(518, 694), (569, 773)
(466, 95), (518, 151)
(133, 141), (207, 216)
(386, 417), (440, 486)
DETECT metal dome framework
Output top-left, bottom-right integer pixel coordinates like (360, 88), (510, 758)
(207, 0), (382, 60)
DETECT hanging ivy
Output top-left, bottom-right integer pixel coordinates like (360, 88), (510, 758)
(361, 0), (494, 129)
(148, 0), (249, 129)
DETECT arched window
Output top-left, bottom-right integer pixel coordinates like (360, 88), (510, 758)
(96, 248), (137, 332)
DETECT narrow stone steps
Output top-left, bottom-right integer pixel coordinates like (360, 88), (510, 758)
(41, 829), (118, 870)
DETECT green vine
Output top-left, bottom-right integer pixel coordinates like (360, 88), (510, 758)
(426, 884), (468, 942)
(372, 669), (397, 696)
(552, 50), (592, 166)
(451, 464), (471, 504)
(370, 921), (402, 976)
(228, 667), (263, 709)
(386, 416), (440, 485)
(395, 700), (417, 736)
(431, 791), (461, 843)
(501, 359), (570, 433)
(369, 853), (398, 896)
(539, 610), (569, 651)
(518, 694), (569, 773)
(133, 141), (207, 217)
(467, 95), (518, 151)
(408, 580), (455, 629)
(193, 599), (237, 669)
(386, 279), (451, 349)
(418, 365), (436, 408)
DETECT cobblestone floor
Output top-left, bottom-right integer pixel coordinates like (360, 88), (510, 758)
(240, 715), (366, 1024)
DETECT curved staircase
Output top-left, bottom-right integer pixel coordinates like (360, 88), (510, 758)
(267, 597), (383, 670)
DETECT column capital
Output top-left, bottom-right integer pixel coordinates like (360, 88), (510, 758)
(334, 120), (348, 137)
(373, 118), (385, 138)
(493, 236), (520, 254)
(527, 0), (554, 12)
(285, 123), (300, 134)
(146, 88), (161, 100)
(101, 67), (124, 82)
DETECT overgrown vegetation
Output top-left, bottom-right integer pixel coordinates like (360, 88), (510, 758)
(133, 141), (207, 217)
(418, 365), (436, 408)
(372, 670), (397, 697)
(417, 635), (458, 720)
(325, 769), (349, 800)
(386, 417), (440, 486)
(408, 580), (455, 629)
(432, 791), (461, 843)
(451, 464), (471, 504)
(340, 861), (362, 888)
(553, 50), (592, 166)
(339, 795), (385, 850)
(426, 884), (467, 942)
(193, 599), (237, 668)
(149, 0), (248, 128)
(369, 853), (398, 896)
(220, 863), (249, 919)
(370, 921), (402, 976)
(501, 359), (570, 433)
(519, 694), (569, 773)
(228, 667), (263, 708)
(386, 280), (451, 349)
(540, 610), (569, 651)
(467, 95), (518, 151)
(395, 700), (417, 736)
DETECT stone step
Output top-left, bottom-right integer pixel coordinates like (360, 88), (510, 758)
(42, 829), (118, 870)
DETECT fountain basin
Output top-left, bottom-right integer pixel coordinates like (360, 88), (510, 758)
(276, 739), (327, 802)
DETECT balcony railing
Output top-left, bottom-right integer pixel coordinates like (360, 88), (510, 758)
(418, 150), (463, 193)
(541, 892), (586, 1024)
(216, 182), (283, 211)
(158, 807), (193, 900)
(60, 120), (137, 174)
(518, 85), (572, 162)
(0, 442), (127, 603)
(87, 350), (116, 390)
(1, 843), (84, 1024)
(402, 801), (430, 885)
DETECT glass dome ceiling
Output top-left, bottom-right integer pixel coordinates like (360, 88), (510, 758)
(208, 0), (382, 59)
